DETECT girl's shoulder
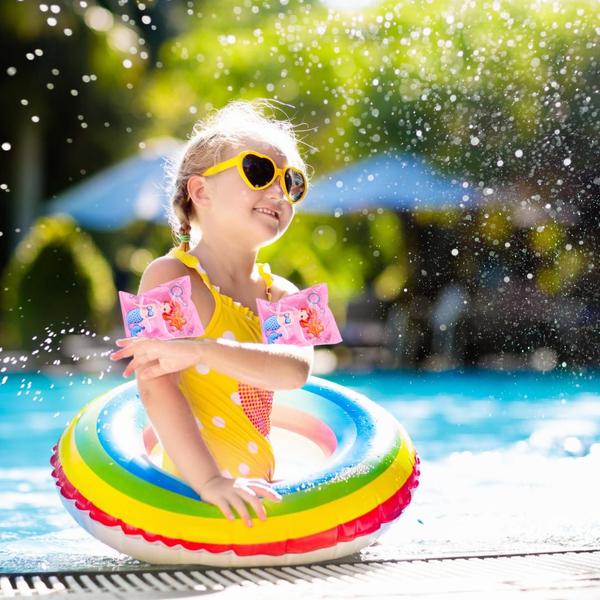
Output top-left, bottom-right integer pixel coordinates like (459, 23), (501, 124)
(138, 255), (190, 293)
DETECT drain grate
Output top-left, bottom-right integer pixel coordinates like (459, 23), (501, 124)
(1, 549), (599, 598)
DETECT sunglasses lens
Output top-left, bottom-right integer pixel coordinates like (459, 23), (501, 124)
(242, 154), (275, 188)
(284, 168), (306, 203)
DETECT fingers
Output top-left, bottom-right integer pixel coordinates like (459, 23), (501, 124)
(247, 482), (282, 502)
(122, 357), (144, 378)
(111, 338), (154, 361)
(213, 500), (236, 522)
(202, 478), (280, 527)
(137, 363), (166, 380)
(110, 345), (138, 361)
(123, 357), (161, 379)
(237, 486), (268, 522)
(110, 348), (130, 361)
(244, 478), (282, 502)
(111, 340), (162, 378)
(228, 495), (254, 528)
(110, 338), (137, 359)
(221, 491), (267, 527)
(244, 493), (267, 521)
(119, 349), (165, 379)
(116, 337), (145, 347)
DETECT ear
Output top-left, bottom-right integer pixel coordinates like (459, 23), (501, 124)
(187, 175), (211, 209)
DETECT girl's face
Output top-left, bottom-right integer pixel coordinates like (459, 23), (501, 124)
(200, 139), (296, 248)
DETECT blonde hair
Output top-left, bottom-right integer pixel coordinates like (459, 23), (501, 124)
(166, 99), (307, 252)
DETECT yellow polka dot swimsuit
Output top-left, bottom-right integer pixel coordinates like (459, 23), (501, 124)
(162, 248), (276, 481)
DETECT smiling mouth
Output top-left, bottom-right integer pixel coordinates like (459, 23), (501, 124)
(253, 207), (279, 221)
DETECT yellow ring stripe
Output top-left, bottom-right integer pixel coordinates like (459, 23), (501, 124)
(59, 420), (415, 545)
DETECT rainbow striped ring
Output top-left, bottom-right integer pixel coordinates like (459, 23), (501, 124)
(51, 376), (419, 567)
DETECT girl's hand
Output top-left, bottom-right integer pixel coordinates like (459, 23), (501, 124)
(110, 338), (204, 379)
(199, 476), (282, 528)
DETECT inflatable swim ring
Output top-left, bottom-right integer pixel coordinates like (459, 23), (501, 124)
(51, 376), (419, 567)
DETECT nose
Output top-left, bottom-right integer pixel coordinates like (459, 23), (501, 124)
(266, 176), (287, 202)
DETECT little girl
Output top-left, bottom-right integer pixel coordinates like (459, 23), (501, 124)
(110, 100), (314, 528)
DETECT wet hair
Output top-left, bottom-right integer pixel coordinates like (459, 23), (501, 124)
(165, 99), (307, 252)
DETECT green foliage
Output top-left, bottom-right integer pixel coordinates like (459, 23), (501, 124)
(1, 216), (116, 348)
(141, 0), (598, 186)
(0, 1), (150, 206)
(258, 211), (407, 319)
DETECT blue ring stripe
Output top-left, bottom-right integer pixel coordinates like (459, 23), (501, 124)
(96, 389), (199, 499)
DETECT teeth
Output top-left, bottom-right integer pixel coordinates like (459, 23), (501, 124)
(255, 208), (278, 219)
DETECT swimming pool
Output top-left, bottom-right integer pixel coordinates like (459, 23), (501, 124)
(1, 369), (599, 572)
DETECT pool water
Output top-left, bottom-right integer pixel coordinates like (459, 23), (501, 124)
(1, 369), (599, 572)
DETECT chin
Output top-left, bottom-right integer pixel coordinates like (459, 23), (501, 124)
(254, 219), (290, 244)
(255, 232), (281, 249)
(257, 223), (289, 247)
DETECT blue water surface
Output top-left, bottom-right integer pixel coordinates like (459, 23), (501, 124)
(1, 368), (599, 572)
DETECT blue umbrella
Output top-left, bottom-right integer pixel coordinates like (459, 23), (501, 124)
(46, 139), (183, 230)
(305, 152), (474, 214)
(46, 145), (472, 228)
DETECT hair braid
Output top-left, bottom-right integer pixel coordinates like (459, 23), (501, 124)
(171, 182), (192, 251)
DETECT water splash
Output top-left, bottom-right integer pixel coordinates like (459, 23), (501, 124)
(0, 323), (118, 404)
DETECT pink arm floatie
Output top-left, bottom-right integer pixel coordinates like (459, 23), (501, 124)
(256, 283), (342, 346)
(118, 275), (204, 340)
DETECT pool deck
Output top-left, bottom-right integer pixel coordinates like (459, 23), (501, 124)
(2, 548), (599, 599)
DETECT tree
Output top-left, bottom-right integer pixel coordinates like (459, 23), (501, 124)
(0, 0), (154, 265)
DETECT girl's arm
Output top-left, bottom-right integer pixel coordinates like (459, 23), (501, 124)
(114, 337), (312, 390)
(137, 374), (280, 527)
(204, 338), (313, 389)
(197, 338), (312, 390)
(136, 374), (220, 490)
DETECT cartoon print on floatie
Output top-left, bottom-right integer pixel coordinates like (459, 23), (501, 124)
(257, 283), (342, 346)
(298, 305), (325, 339)
(125, 304), (155, 337)
(118, 275), (204, 340)
(262, 312), (292, 343)
(159, 281), (190, 333)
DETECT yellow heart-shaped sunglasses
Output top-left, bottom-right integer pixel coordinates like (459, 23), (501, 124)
(202, 150), (308, 205)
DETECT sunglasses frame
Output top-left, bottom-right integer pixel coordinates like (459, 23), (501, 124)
(201, 150), (308, 205)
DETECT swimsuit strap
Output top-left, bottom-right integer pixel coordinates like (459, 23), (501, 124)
(169, 248), (218, 299)
(171, 248), (272, 302)
(257, 263), (273, 301)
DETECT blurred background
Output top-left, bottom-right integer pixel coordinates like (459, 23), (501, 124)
(1, 0), (599, 374)
(2, 0), (600, 572)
